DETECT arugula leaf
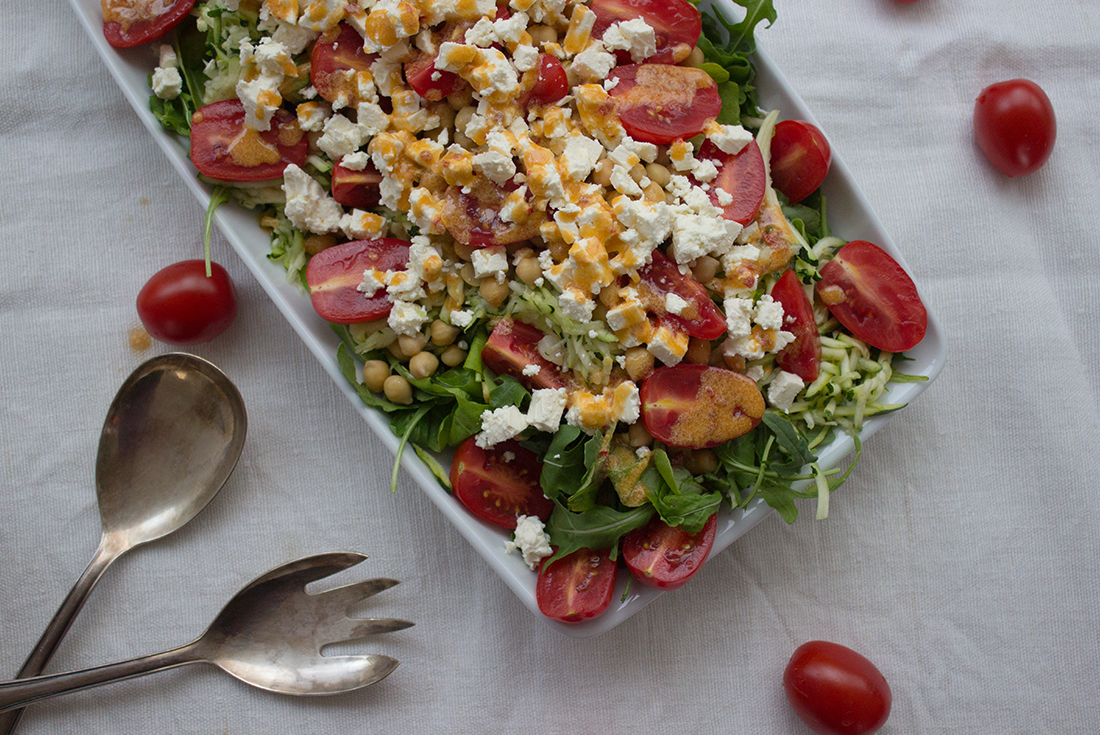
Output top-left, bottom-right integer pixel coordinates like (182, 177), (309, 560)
(701, 0), (777, 57)
(544, 501), (655, 564)
(538, 426), (588, 500)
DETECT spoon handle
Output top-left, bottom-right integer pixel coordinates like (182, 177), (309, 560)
(0, 538), (121, 733)
(0, 645), (198, 714)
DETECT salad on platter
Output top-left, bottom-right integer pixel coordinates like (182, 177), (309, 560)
(105, 0), (931, 623)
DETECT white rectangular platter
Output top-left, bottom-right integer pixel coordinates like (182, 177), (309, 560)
(67, 0), (947, 637)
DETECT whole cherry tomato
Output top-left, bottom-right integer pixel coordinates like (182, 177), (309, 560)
(973, 79), (1056, 177)
(136, 261), (238, 345)
(783, 641), (892, 735)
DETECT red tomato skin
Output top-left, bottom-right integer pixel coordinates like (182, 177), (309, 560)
(189, 100), (308, 182)
(590, 0), (701, 64)
(331, 159), (382, 209)
(638, 251), (726, 340)
(770, 270), (821, 383)
(783, 641), (892, 735)
(136, 261), (238, 345)
(305, 238), (410, 324)
(622, 513), (717, 590)
(311, 23), (378, 104)
(973, 79), (1056, 177)
(536, 548), (617, 623)
(640, 364), (765, 449)
(698, 140), (767, 225)
(103, 0), (196, 48)
(521, 54), (569, 107)
(481, 318), (572, 391)
(817, 240), (927, 354)
(770, 120), (831, 204)
(450, 438), (553, 529)
(404, 52), (462, 101)
(608, 64), (721, 146)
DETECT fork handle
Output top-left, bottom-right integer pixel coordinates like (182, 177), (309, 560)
(0, 536), (124, 734)
(0, 643), (200, 714)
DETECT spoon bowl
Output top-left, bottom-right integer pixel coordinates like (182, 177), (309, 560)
(95, 353), (247, 549)
(0, 353), (247, 734)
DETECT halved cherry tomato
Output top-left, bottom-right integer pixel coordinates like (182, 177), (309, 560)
(770, 269), (821, 383)
(590, 0), (701, 65)
(622, 513), (717, 590)
(638, 250), (726, 340)
(697, 139), (767, 225)
(783, 641), (892, 735)
(311, 23), (378, 105)
(481, 318), (572, 391)
(305, 238), (410, 324)
(973, 78), (1056, 177)
(641, 365), (765, 449)
(331, 158), (382, 208)
(189, 100), (308, 182)
(770, 120), (831, 204)
(450, 438), (553, 529)
(816, 240), (927, 353)
(521, 54), (569, 107)
(102, 0), (196, 48)
(403, 20), (472, 101)
(607, 64), (721, 146)
(536, 547), (617, 623)
(136, 260), (238, 345)
(441, 179), (541, 247)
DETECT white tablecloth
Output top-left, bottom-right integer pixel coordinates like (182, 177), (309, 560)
(2, 1), (1098, 732)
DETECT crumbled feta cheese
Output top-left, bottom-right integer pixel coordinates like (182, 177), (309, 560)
(388, 299), (429, 336)
(558, 288), (595, 322)
(664, 293), (688, 316)
(282, 164), (343, 234)
(341, 151), (370, 171)
(476, 406), (530, 449)
(768, 371), (805, 411)
(709, 124), (755, 155)
(522, 364), (541, 377)
(724, 297), (754, 338)
(471, 245), (510, 283)
(570, 42), (616, 83)
(503, 515), (552, 570)
(318, 114), (370, 160)
(561, 135), (604, 181)
(754, 295), (785, 331)
(151, 65), (182, 100)
(527, 387), (567, 432)
(601, 18), (657, 62)
(450, 309), (475, 328)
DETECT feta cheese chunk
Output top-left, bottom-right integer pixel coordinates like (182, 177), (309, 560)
(476, 406), (530, 449)
(503, 515), (553, 570)
(767, 370), (805, 411)
(527, 388), (568, 432)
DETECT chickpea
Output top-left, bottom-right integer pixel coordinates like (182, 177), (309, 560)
(624, 346), (655, 382)
(398, 333), (428, 357)
(515, 254), (543, 285)
(685, 46), (706, 68)
(409, 351), (440, 379)
(528, 24), (558, 46)
(361, 360), (391, 393)
(643, 181), (666, 202)
(627, 422), (653, 448)
(685, 337), (712, 365)
(441, 344), (468, 367)
(480, 277), (511, 307)
(454, 105), (477, 135)
(547, 238), (569, 261)
(430, 319), (461, 347)
(630, 163), (647, 183)
(691, 255), (720, 284)
(383, 375), (413, 404)
(453, 240), (475, 262)
(645, 162), (671, 188)
(303, 233), (337, 255)
(447, 86), (474, 110)
(684, 448), (719, 475)
(459, 262), (478, 286)
(592, 158), (614, 187)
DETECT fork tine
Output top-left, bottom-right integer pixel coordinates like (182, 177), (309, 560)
(315, 578), (401, 613)
(251, 552), (369, 589)
(326, 617), (415, 643)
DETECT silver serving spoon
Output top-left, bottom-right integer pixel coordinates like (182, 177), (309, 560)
(0, 352), (247, 733)
(0, 553), (411, 711)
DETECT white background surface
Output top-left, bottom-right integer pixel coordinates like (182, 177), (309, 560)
(1, 0), (1098, 732)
